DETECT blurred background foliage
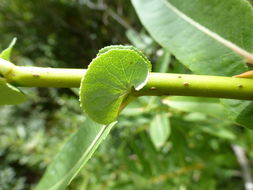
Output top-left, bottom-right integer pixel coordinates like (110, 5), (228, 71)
(0, 0), (253, 190)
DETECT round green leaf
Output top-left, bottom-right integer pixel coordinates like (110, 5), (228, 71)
(80, 46), (151, 124)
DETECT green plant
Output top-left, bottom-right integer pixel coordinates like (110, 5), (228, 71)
(1, 0), (253, 189)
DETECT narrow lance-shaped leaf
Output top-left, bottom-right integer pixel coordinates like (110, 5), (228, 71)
(149, 111), (170, 149)
(35, 118), (116, 190)
(131, 0), (253, 76)
(163, 96), (226, 118)
(132, 0), (253, 129)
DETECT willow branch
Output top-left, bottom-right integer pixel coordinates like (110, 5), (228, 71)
(1, 58), (253, 100)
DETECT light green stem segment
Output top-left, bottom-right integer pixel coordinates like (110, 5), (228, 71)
(1, 60), (253, 100)
(7, 66), (86, 88)
(134, 73), (253, 100)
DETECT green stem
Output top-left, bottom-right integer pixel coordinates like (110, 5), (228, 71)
(1, 60), (253, 100)
(134, 73), (253, 100)
(7, 66), (86, 88)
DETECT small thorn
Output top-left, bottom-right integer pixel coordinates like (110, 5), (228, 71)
(234, 70), (253, 78)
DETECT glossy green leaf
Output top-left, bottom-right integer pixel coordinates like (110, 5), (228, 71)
(131, 0), (253, 76)
(35, 118), (116, 190)
(132, 0), (253, 129)
(0, 39), (27, 105)
(149, 112), (170, 149)
(80, 46), (151, 124)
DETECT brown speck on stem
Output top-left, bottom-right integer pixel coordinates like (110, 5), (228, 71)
(177, 75), (182, 78)
(33, 74), (40, 78)
(184, 82), (189, 87)
(150, 87), (156, 90)
(238, 84), (243, 88)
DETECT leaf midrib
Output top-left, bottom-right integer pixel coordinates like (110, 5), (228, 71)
(160, 0), (253, 63)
